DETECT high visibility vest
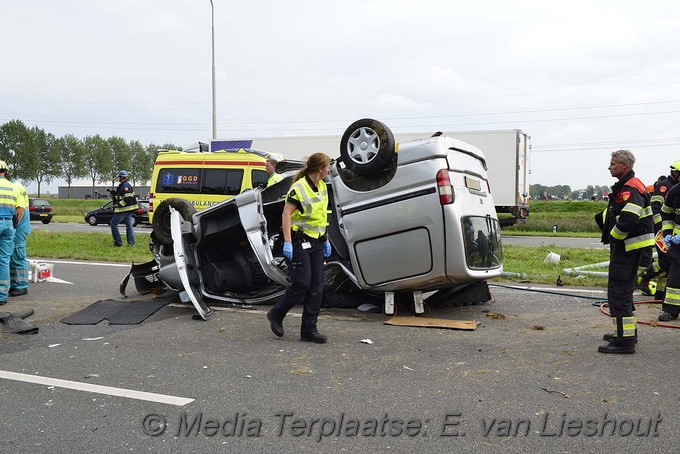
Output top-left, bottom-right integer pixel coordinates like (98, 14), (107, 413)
(12, 180), (30, 233)
(267, 172), (283, 187)
(288, 177), (329, 239)
(0, 178), (20, 219)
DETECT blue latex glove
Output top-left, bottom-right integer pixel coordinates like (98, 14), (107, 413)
(283, 242), (293, 261)
(664, 235), (673, 247)
(672, 234), (680, 245)
(323, 242), (332, 257)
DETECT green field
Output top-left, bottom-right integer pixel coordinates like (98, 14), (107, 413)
(502, 200), (606, 235)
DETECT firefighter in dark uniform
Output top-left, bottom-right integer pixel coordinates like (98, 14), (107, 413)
(636, 162), (680, 301)
(109, 170), (138, 247)
(658, 181), (680, 321)
(595, 150), (654, 354)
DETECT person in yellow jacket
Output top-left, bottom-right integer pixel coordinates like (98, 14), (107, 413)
(596, 150), (654, 354)
(0, 161), (24, 305)
(6, 173), (30, 297)
(266, 153), (332, 343)
(265, 156), (283, 187)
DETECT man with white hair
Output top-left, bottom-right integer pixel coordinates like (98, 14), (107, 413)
(596, 150), (654, 354)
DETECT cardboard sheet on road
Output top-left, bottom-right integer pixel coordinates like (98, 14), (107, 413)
(384, 316), (478, 330)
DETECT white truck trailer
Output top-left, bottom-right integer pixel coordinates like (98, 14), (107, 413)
(224, 129), (531, 226)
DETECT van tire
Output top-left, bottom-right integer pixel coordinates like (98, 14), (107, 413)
(152, 198), (196, 245)
(340, 118), (396, 176)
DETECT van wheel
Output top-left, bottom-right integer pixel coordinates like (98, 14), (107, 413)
(340, 118), (396, 176)
(152, 198), (196, 246)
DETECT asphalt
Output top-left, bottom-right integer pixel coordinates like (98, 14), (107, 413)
(0, 260), (679, 454)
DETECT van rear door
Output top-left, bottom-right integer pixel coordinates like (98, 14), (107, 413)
(442, 140), (502, 281)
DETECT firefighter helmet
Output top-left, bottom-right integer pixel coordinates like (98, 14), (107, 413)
(670, 161), (680, 172)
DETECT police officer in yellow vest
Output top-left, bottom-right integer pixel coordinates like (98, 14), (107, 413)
(0, 161), (25, 305)
(267, 153), (332, 343)
(596, 150), (654, 354)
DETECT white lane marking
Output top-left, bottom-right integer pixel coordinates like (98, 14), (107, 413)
(0, 370), (194, 406)
(44, 276), (73, 284)
(491, 284), (605, 294)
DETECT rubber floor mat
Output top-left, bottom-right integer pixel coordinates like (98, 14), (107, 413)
(61, 296), (174, 325)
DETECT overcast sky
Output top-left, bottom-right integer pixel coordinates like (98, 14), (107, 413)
(2, 0), (680, 194)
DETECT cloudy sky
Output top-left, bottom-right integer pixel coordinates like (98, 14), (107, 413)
(2, 0), (680, 194)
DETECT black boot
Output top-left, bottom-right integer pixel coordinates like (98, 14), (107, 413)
(658, 312), (678, 322)
(598, 341), (635, 354)
(266, 311), (284, 337)
(300, 331), (327, 343)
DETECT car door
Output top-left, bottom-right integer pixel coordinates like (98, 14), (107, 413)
(169, 207), (214, 320)
(100, 201), (115, 223)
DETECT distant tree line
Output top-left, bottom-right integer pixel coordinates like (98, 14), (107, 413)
(0, 119), (182, 197)
(529, 183), (611, 201)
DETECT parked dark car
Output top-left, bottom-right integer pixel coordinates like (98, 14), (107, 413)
(84, 200), (149, 227)
(28, 198), (53, 224)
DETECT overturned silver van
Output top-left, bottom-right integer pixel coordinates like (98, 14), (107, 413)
(143, 119), (503, 319)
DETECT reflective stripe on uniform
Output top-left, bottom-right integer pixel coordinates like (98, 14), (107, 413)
(623, 232), (655, 251)
(621, 202), (644, 217)
(612, 316), (636, 338)
(664, 287), (680, 308)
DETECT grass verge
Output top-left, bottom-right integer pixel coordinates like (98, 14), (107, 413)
(496, 244), (609, 287)
(28, 231), (153, 263)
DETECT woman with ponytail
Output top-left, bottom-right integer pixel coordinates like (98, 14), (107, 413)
(266, 153), (333, 343)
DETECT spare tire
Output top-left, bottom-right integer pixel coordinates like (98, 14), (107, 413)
(152, 198), (196, 246)
(340, 118), (396, 176)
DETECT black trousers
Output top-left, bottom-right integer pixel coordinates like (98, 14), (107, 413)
(608, 243), (641, 342)
(662, 245), (680, 315)
(269, 238), (325, 335)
